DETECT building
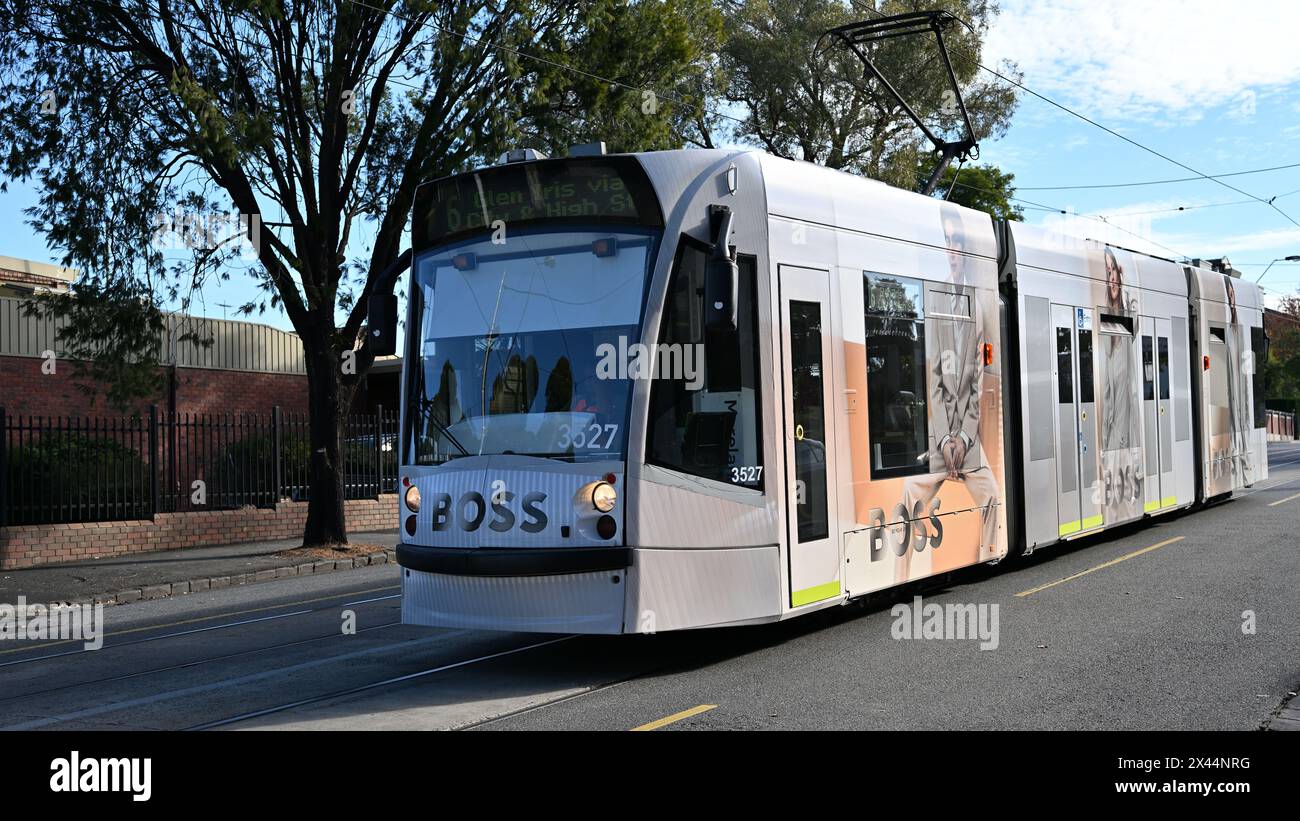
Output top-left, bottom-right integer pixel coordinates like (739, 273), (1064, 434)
(0, 255), (75, 298)
(0, 256), (400, 418)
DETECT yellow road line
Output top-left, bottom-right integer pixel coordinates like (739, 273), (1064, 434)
(1268, 491), (1300, 507)
(1015, 537), (1185, 598)
(0, 584), (400, 656)
(631, 704), (717, 731)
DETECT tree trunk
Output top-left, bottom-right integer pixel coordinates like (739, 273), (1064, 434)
(302, 345), (348, 547)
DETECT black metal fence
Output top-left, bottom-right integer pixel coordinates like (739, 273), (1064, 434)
(0, 406), (398, 526)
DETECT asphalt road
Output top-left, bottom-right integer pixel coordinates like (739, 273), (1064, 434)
(2, 443), (1298, 731)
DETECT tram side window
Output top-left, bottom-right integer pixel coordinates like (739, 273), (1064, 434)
(1157, 336), (1171, 400)
(1251, 327), (1267, 429)
(1078, 329), (1095, 403)
(1209, 326), (1228, 409)
(1057, 328), (1074, 403)
(646, 236), (764, 488)
(864, 273), (927, 479)
(1142, 336), (1154, 401)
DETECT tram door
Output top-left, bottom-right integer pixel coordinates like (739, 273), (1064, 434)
(1141, 317), (1174, 511)
(1053, 305), (1102, 537)
(779, 265), (841, 608)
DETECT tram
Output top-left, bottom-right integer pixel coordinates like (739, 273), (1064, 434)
(388, 146), (1268, 633)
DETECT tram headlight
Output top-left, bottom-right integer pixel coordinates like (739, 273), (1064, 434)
(591, 481), (617, 513)
(404, 484), (421, 513)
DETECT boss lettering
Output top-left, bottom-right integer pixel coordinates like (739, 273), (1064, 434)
(520, 492), (548, 533)
(457, 493), (487, 531)
(430, 491), (547, 533)
(488, 491), (517, 532)
(869, 498), (944, 561)
(431, 493), (453, 531)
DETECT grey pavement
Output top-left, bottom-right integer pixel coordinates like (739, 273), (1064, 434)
(0, 530), (399, 606)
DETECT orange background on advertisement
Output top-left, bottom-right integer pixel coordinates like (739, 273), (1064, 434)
(843, 339), (1006, 579)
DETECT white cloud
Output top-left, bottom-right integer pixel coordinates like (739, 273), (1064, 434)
(1026, 196), (1300, 260)
(985, 1), (1300, 122)
(1164, 226), (1300, 257)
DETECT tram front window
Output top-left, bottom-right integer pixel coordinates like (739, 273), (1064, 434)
(407, 229), (658, 465)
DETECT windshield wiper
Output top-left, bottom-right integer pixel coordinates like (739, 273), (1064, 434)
(414, 396), (471, 457)
(496, 451), (576, 461)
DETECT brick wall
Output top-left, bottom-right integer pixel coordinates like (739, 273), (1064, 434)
(0, 497), (398, 569)
(0, 355), (309, 418)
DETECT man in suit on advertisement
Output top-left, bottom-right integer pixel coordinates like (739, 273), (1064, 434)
(1224, 274), (1253, 482)
(897, 205), (1001, 581)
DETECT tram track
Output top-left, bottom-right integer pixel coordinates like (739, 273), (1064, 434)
(0, 620), (402, 707)
(184, 635), (575, 730)
(0, 587), (400, 669)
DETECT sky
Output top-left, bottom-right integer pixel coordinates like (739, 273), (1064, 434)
(2, 0), (1299, 331)
(977, 0), (1300, 300)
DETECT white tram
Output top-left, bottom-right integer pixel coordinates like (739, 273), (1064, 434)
(391, 147), (1268, 634)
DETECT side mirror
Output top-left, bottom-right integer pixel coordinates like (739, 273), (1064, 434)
(705, 204), (738, 333)
(704, 255), (738, 333)
(367, 293), (398, 356)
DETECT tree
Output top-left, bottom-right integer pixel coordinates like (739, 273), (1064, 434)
(918, 159), (1023, 220)
(514, 0), (724, 154)
(716, 0), (1020, 190)
(1265, 299), (1300, 402)
(0, 0), (718, 546)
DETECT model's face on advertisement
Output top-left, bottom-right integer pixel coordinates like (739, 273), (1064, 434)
(943, 217), (964, 280)
(1106, 256), (1121, 304)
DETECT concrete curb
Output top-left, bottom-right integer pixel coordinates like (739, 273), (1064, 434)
(42, 548), (398, 609)
(1264, 689), (1300, 731)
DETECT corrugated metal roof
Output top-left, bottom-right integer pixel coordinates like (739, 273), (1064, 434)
(0, 297), (307, 374)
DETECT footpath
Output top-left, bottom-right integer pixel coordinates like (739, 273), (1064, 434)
(0, 531), (399, 606)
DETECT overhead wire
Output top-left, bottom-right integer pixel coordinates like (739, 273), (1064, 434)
(152, 2), (1297, 278)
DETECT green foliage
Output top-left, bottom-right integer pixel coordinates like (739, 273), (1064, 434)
(206, 431), (304, 503)
(1265, 297), (1300, 401)
(918, 159), (1024, 220)
(209, 430), (394, 501)
(514, 0), (725, 154)
(5, 433), (149, 523)
(0, 0), (713, 364)
(718, 0), (1020, 188)
(21, 281), (168, 411)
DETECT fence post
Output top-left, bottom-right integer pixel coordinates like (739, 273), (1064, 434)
(168, 405), (177, 513)
(271, 405), (282, 506)
(374, 404), (384, 498)
(148, 405), (159, 519)
(0, 407), (7, 528)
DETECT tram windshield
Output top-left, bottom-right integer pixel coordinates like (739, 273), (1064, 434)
(407, 229), (660, 465)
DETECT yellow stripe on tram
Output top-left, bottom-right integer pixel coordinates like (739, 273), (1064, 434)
(1143, 496), (1178, 513)
(791, 580), (841, 607)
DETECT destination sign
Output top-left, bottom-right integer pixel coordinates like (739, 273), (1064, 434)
(414, 156), (661, 248)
